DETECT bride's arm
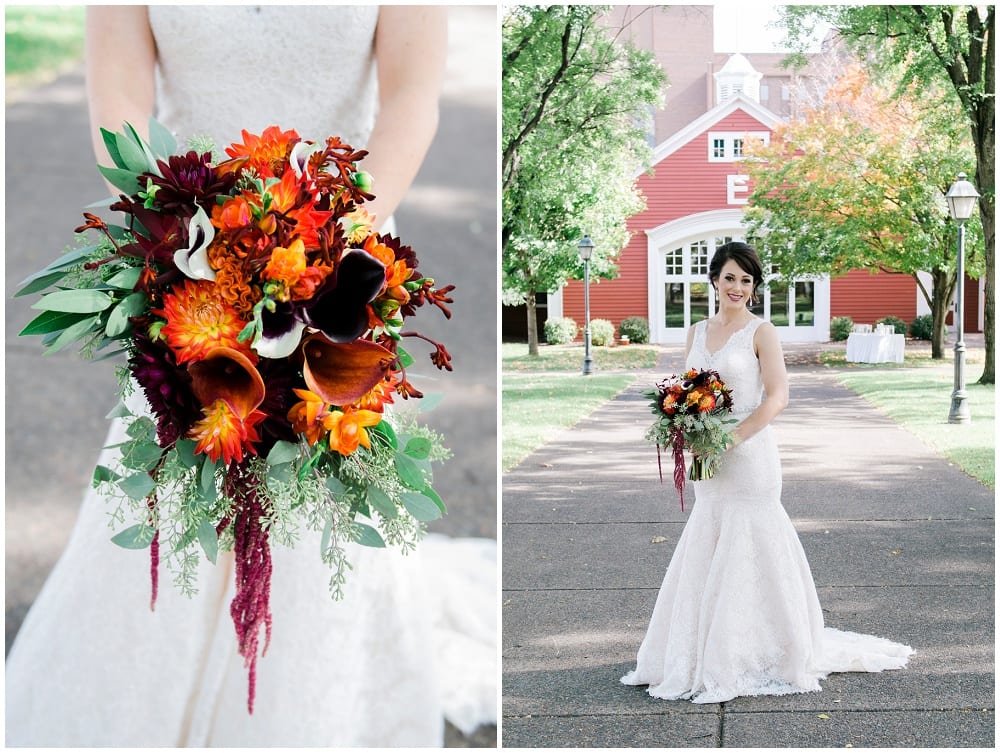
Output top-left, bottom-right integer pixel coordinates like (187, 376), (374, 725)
(729, 321), (789, 446)
(84, 6), (157, 167)
(361, 6), (448, 225)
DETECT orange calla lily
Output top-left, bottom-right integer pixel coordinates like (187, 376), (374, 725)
(301, 335), (393, 407)
(188, 347), (266, 419)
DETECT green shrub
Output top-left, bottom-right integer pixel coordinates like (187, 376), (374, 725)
(910, 314), (934, 340)
(876, 316), (907, 335)
(589, 318), (615, 346)
(830, 316), (853, 341)
(544, 317), (578, 345)
(618, 316), (649, 344)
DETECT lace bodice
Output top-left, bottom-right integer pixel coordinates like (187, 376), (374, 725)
(687, 317), (765, 416)
(148, 6), (380, 149)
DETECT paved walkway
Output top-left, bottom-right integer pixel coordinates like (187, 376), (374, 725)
(502, 349), (994, 747)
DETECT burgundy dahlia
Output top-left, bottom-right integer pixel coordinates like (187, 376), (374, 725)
(129, 330), (202, 446)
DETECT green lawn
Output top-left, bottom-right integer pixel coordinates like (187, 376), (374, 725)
(837, 365), (995, 488)
(502, 372), (638, 470)
(502, 342), (660, 372)
(6, 6), (85, 89)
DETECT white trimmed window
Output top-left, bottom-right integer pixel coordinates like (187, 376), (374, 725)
(707, 131), (769, 162)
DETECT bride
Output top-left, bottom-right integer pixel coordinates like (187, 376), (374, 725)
(621, 241), (912, 703)
(6, 6), (495, 747)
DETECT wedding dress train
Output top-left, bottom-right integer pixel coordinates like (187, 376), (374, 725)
(621, 318), (912, 703)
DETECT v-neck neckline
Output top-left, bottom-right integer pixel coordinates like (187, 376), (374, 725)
(703, 317), (756, 357)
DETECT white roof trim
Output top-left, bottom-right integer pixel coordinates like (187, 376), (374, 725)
(643, 93), (784, 172)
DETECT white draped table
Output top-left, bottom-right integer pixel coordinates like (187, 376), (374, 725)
(846, 332), (906, 363)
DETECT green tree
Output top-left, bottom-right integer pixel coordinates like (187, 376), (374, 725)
(779, 5), (994, 380)
(502, 5), (665, 355)
(744, 64), (982, 359)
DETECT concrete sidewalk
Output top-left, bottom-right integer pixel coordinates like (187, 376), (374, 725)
(502, 353), (994, 747)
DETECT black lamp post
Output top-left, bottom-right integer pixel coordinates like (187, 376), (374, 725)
(944, 172), (980, 424)
(578, 236), (595, 376)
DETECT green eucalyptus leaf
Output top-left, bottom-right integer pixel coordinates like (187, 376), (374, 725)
(14, 270), (70, 298)
(402, 436), (432, 460)
(115, 130), (153, 174)
(196, 519), (219, 564)
(367, 487), (398, 519)
(422, 485), (447, 515)
(266, 440), (300, 467)
(118, 472), (156, 500)
(33, 289), (113, 314)
(105, 267), (143, 290)
(394, 452), (428, 491)
(200, 456), (217, 499)
(97, 165), (141, 196)
(92, 464), (122, 484)
(148, 117), (178, 158)
(119, 440), (163, 471)
(19, 309), (90, 336)
(105, 401), (131, 420)
(105, 292), (147, 338)
(43, 316), (100, 354)
(101, 127), (125, 169)
(371, 420), (398, 449)
(401, 490), (443, 522)
(354, 522), (387, 548)
(175, 438), (198, 468)
(111, 523), (156, 549)
(417, 392), (446, 413)
(126, 416), (157, 441)
(325, 476), (347, 496)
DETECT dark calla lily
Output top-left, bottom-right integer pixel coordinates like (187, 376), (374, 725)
(253, 248), (385, 359)
(303, 249), (385, 343)
(256, 300), (307, 359)
(301, 334), (393, 406)
(188, 347), (265, 418)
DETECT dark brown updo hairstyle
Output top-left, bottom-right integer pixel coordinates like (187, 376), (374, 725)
(709, 241), (764, 305)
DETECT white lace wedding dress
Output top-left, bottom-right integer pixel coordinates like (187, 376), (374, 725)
(621, 317), (912, 703)
(5, 6), (496, 747)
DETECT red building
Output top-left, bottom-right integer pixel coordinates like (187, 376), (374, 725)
(517, 6), (983, 344)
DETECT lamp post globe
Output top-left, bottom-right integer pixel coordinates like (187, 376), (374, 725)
(944, 173), (980, 424)
(578, 236), (595, 376)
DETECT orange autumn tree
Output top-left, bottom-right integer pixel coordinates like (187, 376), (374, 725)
(743, 64), (983, 358)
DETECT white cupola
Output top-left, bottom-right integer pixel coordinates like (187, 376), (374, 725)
(714, 53), (762, 104)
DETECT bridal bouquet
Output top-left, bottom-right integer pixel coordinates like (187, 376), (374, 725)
(645, 368), (735, 511)
(16, 120), (455, 712)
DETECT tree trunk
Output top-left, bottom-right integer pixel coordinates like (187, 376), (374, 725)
(930, 268), (954, 359)
(526, 289), (540, 357)
(976, 191), (994, 384)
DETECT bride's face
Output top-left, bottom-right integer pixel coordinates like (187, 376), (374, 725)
(715, 259), (755, 312)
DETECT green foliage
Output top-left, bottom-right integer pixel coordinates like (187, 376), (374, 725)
(589, 318), (615, 346)
(876, 316), (908, 335)
(830, 316), (854, 341)
(910, 314), (935, 340)
(618, 316), (649, 344)
(502, 6), (666, 306)
(544, 316), (578, 345)
(5, 6), (84, 80)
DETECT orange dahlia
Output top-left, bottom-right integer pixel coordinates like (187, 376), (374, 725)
(224, 126), (301, 178)
(189, 399), (266, 465)
(155, 279), (251, 364)
(263, 239), (308, 300)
